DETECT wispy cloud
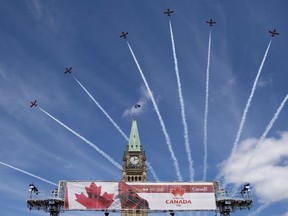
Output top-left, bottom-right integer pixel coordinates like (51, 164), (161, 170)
(219, 131), (288, 203)
(39, 107), (122, 170)
(122, 85), (151, 118)
(229, 94), (288, 195)
(127, 41), (182, 181)
(257, 77), (272, 88)
(247, 203), (270, 216)
(0, 65), (8, 81)
(27, 0), (60, 32)
(72, 77), (160, 180)
(74, 76), (129, 141)
(246, 94), (288, 168)
(29, 0), (42, 18)
(0, 161), (57, 186)
(231, 40), (272, 156)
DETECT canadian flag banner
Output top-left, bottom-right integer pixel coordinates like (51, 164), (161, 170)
(63, 181), (217, 211)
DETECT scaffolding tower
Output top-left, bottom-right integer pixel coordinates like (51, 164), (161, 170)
(27, 189), (64, 216)
(214, 182), (253, 216)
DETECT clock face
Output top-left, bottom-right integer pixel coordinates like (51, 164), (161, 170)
(130, 156), (139, 165)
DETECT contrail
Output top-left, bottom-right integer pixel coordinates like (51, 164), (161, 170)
(231, 40), (272, 156)
(247, 93), (288, 168)
(73, 77), (160, 181)
(127, 41), (183, 181)
(221, 40), (273, 188)
(203, 31), (212, 181)
(146, 161), (160, 182)
(73, 76), (129, 141)
(230, 94), (288, 196)
(169, 20), (194, 181)
(0, 161), (58, 186)
(39, 107), (122, 170)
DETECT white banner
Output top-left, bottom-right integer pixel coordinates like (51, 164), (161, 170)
(62, 181), (216, 211)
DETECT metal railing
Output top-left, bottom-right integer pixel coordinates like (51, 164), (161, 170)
(27, 190), (62, 200)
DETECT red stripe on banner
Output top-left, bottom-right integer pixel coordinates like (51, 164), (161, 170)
(64, 184), (69, 210)
(123, 184), (214, 193)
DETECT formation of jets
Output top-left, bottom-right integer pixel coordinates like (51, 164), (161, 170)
(30, 14), (279, 111)
(30, 100), (37, 108)
(269, 29), (279, 37)
(120, 32), (128, 39)
(118, 10), (279, 41)
(164, 8), (174, 16)
(65, 67), (72, 74)
(206, 18), (216, 26)
(163, 9), (217, 28)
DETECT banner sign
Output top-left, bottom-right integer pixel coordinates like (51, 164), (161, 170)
(61, 181), (216, 211)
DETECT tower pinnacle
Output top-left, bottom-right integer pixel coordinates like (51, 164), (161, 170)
(127, 118), (141, 152)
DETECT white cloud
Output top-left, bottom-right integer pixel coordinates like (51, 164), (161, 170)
(29, 0), (42, 19)
(257, 78), (272, 88)
(0, 66), (8, 81)
(219, 131), (288, 203)
(27, 0), (60, 32)
(122, 85), (151, 118)
(247, 203), (270, 216)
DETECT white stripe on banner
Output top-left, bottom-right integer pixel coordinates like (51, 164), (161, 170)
(63, 181), (216, 211)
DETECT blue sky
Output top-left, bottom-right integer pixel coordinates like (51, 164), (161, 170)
(1, 0), (288, 215)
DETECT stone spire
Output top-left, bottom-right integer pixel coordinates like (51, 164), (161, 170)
(127, 118), (141, 152)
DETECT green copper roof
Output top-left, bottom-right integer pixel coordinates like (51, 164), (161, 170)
(128, 119), (141, 151)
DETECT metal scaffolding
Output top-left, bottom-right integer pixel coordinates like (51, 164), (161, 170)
(214, 182), (253, 216)
(27, 189), (64, 216)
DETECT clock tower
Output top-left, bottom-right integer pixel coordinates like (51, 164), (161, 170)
(121, 118), (147, 182)
(121, 118), (148, 216)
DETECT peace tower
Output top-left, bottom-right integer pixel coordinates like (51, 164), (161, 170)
(121, 118), (148, 216)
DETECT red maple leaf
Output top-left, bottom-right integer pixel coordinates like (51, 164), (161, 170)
(170, 185), (185, 197)
(75, 182), (114, 209)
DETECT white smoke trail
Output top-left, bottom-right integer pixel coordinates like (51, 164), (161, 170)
(0, 161), (58, 186)
(230, 94), (288, 196)
(221, 40), (273, 188)
(39, 107), (122, 170)
(231, 40), (272, 156)
(247, 94), (288, 167)
(146, 161), (159, 182)
(169, 20), (194, 181)
(73, 78), (160, 181)
(127, 41), (183, 181)
(203, 31), (212, 181)
(73, 76), (129, 141)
